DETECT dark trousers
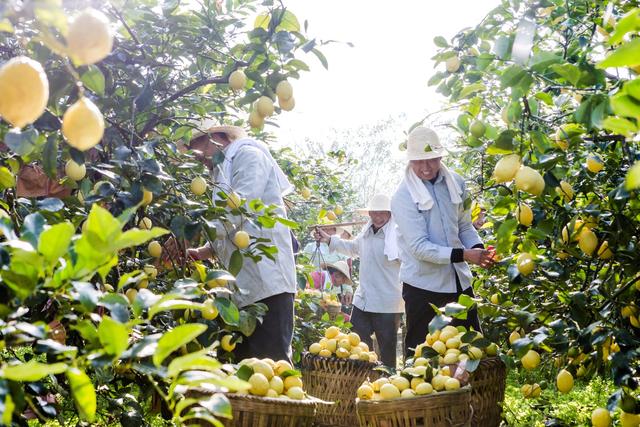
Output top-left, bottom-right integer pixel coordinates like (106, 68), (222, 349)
(234, 292), (294, 363)
(403, 279), (481, 357)
(351, 306), (401, 368)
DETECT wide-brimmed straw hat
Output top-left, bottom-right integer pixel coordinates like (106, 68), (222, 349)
(335, 225), (353, 237)
(321, 260), (352, 284)
(190, 118), (247, 142)
(406, 126), (447, 161)
(356, 194), (391, 216)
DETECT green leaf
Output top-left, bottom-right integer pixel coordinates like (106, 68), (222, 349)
(598, 38), (640, 68)
(610, 93), (640, 120)
(0, 167), (15, 190)
(609, 9), (640, 45)
(4, 128), (38, 157)
(1, 361), (67, 382)
(625, 161), (640, 190)
(66, 368), (96, 423)
(42, 136), (58, 179)
(38, 222), (75, 264)
(153, 324), (208, 366)
(215, 298), (240, 326)
(81, 66), (105, 96)
(228, 250), (243, 276)
(529, 51), (562, 72)
(97, 316), (130, 358)
(312, 48), (328, 70)
(550, 63), (581, 86)
(459, 83), (486, 99)
(276, 10), (300, 32)
(487, 130), (516, 155)
(433, 36), (448, 48)
(148, 299), (204, 319)
(602, 116), (638, 136)
(112, 227), (169, 251)
(167, 350), (221, 378)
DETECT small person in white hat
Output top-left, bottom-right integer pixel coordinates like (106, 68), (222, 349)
(323, 260), (354, 301)
(391, 127), (495, 357)
(166, 118), (297, 362)
(315, 194), (403, 368)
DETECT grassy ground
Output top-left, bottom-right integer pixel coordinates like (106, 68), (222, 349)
(503, 368), (616, 426)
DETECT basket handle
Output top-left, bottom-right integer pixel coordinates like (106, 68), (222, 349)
(446, 404), (474, 427)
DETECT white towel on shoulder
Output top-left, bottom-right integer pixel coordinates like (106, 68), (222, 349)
(359, 219), (400, 261)
(218, 137), (294, 197)
(405, 164), (462, 210)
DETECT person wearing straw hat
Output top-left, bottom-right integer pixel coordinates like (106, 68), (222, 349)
(315, 194), (403, 368)
(391, 127), (495, 357)
(323, 260), (354, 302)
(171, 119), (297, 362)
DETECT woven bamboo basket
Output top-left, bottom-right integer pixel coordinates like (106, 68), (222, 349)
(356, 386), (473, 427)
(224, 393), (317, 427)
(301, 352), (380, 427)
(468, 357), (506, 427)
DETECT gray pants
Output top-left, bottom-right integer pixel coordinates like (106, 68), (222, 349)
(350, 306), (401, 368)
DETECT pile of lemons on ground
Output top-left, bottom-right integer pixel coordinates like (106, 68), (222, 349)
(231, 358), (309, 400)
(308, 326), (379, 363)
(357, 358), (465, 401)
(413, 325), (499, 365)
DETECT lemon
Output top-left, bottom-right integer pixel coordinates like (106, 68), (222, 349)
(274, 360), (292, 376)
(372, 377), (389, 392)
(228, 70), (247, 91)
(301, 187), (312, 200)
(414, 357), (429, 367)
(325, 326), (340, 339)
(265, 389), (279, 398)
(469, 120), (486, 138)
(586, 154), (604, 173)
(515, 166), (545, 196)
(517, 252), (535, 276)
(336, 347), (350, 358)
(400, 388), (417, 398)
(248, 373), (270, 396)
(326, 210), (337, 221)
(444, 378), (461, 391)
(283, 375), (303, 390)
(578, 229), (598, 256)
(276, 80), (294, 100)
(357, 384), (374, 400)
(597, 241), (614, 259)
(125, 288), (137, 303)
(620, 412), (640, 427)
(148, 241), (162, 258)
(432, 340), (447, 355)
(138, 217), (152, 230)
(323, 338), (337, 353)
(486, 343), (499, 356)
(440, 326), (458, 341)
(233, 231), (250, 249)
(221, 334), (236, 352)
(318, 349), (331, 357)
(248, 110), (264, 129)
(201, 299), (219, 320)
(521, 383), (541, 398)
(410, 377), (425, 390)
(509, 331), (521, 345)
(556, 369), (574, 393)
(0, 56), (49, 129)
(66, 8), (113, 65)
(445, 56), (461, 73)
(556, 181), (574, 203)
(631, 315), (640, 328)
(227, 192), (242, 209)
(426, 330), (441, 344)
(278, 96), (296, 111)
(468, 346), (483, 360)
(521, 349), (541, 370)
(415, 382), (433, 395)
(190, 176), (207, 196)
(334, 206), (344, 216)
(493, 154), (521, 183)
(431, 375), (447, 391)
(251, 360), (274, 379)
(444, 352), (459, 364)
(65, 160), (86, 181)
(62, 97), (105, 151)
(143, 264), (157, 279)
(390, 376), (410, 391)
(621, 306), (637, 318)
(309, 343), (322, 354)
(379, 383), (401, 400)
(490, 293), (500, 304)
(338, 338), (351, 350)
(256, 96), (275, 117)
(141, 189), (153, 206)
(515, 203), (533, 226)
(562, 219), (586, 243)
(368, 352), (378, 363)
(286, 386), (305, 400)
(345, 333), (359, 347)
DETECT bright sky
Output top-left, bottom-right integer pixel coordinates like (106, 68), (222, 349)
(273, 0), (502, 152)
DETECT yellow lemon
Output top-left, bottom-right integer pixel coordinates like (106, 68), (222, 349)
(620, 412), (640, 427)
(509, 331), (521, 345)
(318, 348), (331, 357)
(141, 189), (153, 206)
(274, 360), (293, 376)
(334, 205), (344, 216)
(556, 369), (574, 393)
(445, 337), (461, 349)
(138, 217), (152, 230)
(410, 377), (425, 390)
(444, 352), (459, 364)
(148, 241), (162, 258)
(445, 56), (461, 73)
(597, 241), (614, 259)
(251, 360), (274, 379)
(283, 375), (303, 390)
(326, 210), (337, 221)
(221, 334), (236, 352)
(143, 264), (157, 279)
(228, 70), (247, 91)
(379, 383), (401, 400)
(414, 357), (429, 367)
(486, 343), (499, 357)
(390, 376), (410, 392)
(358, 342), (370, 352)
(201, 299), (219, 320)
(440, 326), (459, 341)
(62, 97), (105, 151)
(125, 288), (137, 303)
(490, 293), (500, 304)
(556, 181), (574, 202)
(521, 349), (541, 370)
(309, 342), (322, 354)
(278, 95), (295, 111)
(372, 377), (389, 392)
(517, 252), (535, 276)
(65, 160), (86, 181)
(276, 80), (294, 100)
(286, 386), (305, 400)
(347, 332), (360, 346)
(357, 384), (374, 400)
(468, 347), (483, 360)
(516, 203), (533, 226)
(515, 166), (545, 196)
(0, 56), (49, 128)
(336, 347), (350, 358)
(190, 176), (207, 196)
(66, 8), (113, 65)
(578, 229), (598, 256)
(415, 382), (433, 395)
(631, 315), (640, 328)
(444, 377), (461, 391)
(493, 154), (521, 183)
(431, 374), (447, 391)
(227, 192), (242, 209)
(301, 187), (312, 200)
(256, 96), (274, 117)
(248, 373), (270, 396)
(248, 110), (264, 129)
(400, 388), (416, 398)
(432, 340), (447, 355)
(233, 231), (250, 249)
(586, 155), (604, 173)
(265, 389), (279, 398)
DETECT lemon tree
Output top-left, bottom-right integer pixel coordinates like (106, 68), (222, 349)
(428, 0), (640, 421)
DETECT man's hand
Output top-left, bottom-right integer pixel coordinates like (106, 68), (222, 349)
(313, 227), (331, 244)
(463, 248), (495, 268)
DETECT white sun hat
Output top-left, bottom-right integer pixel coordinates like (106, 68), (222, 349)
(406, 126), (447, 161)
(321, 260), (352, 284)
(356, 194), (391, 216)
(335, 225), (353, 237)
(190, 118), (247, 142)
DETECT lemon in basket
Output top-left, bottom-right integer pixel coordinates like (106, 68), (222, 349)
(372, 377), (389, 392)
(401, 389), (417, 398)
(269, 376), (284, 394)
(357, 383), (374, 400)
(348, 332), (361, 346)
(390, 376), (410, 391)
(431, 374), (447, 391)
(444, 378), (461, 391)
(415, 382), (434, 395)
(249, 373), (270, 396)
(410, 377), (425, 390)
(319, 349), (332, 357)
(284, 375), (303, 390)
(287, 386), (305, 400)
(379, 383), (401, 400)
(251, 360), (274, 379)
(325, 326), (340, 339)
(309, 343), (322, 354)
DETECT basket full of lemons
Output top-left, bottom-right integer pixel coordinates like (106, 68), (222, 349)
(413, 325), (506, 427)
(302, 326), (381, 427)
(355, 360), (473, 427)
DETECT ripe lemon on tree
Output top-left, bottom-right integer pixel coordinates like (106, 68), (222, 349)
(227, 192), (242, 209)
(228, 70), (247, 91)
(521, 383), (542, 398)
(66, 8), (113, 66)
(0, 56), (49, 128)
(248, 110), (264, 129)
(578, 228), (598, 256)
(556, 180), (574, 202)
(586, 154), (604, 173)
(220, 334), (236, 352)
(125, 288), (137, 304)
(301, 187), (312, 200)
(597, 241), (614, 259)
(445, 56), (461, 73)
(517, 252), (535, 276)
(256, 96), (274, 117)
(493, 154), (521, 183)
(469, 120), (486, 138)
(515, 203), (533, 226)
(521, 349), (541, 370)
(148, 241), (162, 258)
(143, 264), (157, 279)
(201, 299), (218, 320)
(65, 160), (86, 181)
(326, 210), (337, 221)
(334, 206), (344, 216)
(276, 80), (294, 100)
(509, 331), (521, 345)
(141, 189), (153, 206)
(62, 97), (105, 151)
(190, 176), (207, 196)
(233, 230), (250, 249)
(278, 96), (296, 111)
(490, 293), (500, 304)
(556, 369), (574, 393)
(138, 217), (152, 230)
(515, 166), (545, 196)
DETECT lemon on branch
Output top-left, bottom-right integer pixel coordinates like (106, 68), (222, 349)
(65, 160), (86, 181)
(0, 57), (49, 128)
(66, 8), (113, 66)
(62, 97), (105, 151)
(228, 70), (247, 91)
(492, 154), (521, 183)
